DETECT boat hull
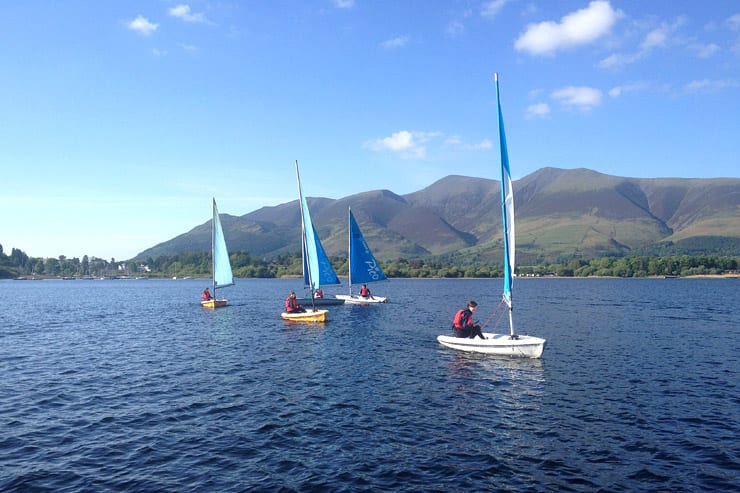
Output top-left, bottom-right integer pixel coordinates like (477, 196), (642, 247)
(201, 299), (228, 309)
(437, 332), (545, 358)
(335, 294), (387, 304)
(281, 309), (329, 322)
(296, 297), (345, 306)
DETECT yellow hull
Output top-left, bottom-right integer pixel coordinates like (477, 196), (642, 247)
(201, 299), (228, 309)
(281, 309), (328, 322)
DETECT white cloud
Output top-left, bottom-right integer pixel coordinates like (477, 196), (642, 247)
(168, 4), (207, 23)
(128, 15), (158, 36)
(471, 139), (493, 150)
(334, 0), (354, 9)
(641, 27), (668, 50)
(364, 131), (447, 159)
(481, 0), (508, 19)
(608, 82), (647, 97)
(551, 86), (602, 110)
(526, 103), (550, 118)
(727, 14), (740, 31)
(364, 131), (423, 158)
(514, 0), (622, 56)
(381, 35), (410, 49)
(445, 136), (493, 150)
(179, 43), (198, 53)
(691, 42), (720, 58)
(446, 20), (465, 37)
(684, 79), (739, 93)
(598, 52), (640, 69)
(600, 17), (686, 69)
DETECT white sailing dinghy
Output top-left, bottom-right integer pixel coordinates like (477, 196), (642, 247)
(437, 73), (546, 358)
(335, 207), (388, 304)
(281, 160), (331, 322)
(201, 198), (234, 308)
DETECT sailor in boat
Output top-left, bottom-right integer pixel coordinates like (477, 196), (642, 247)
(201, 287), (213, 301)
(285, 291), (306, 313)
(359, 284), (372, 299)
(452, 301), (486, 340)
(315, 288), (324, 299)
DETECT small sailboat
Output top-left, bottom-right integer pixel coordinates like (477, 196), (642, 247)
(335, 207), (388, 304)
(201, 198), (234, 308)
(437, 73), (546, 358)
(294, 220), (345, 307)
(281, 161), (333, 322)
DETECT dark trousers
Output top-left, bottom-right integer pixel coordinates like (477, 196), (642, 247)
(453, 326), (484, 339)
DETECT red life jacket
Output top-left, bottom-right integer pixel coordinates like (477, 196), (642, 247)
(360, 287), (370, 296)
(453, 309), (468, 329)
(285, 297), (296, 312)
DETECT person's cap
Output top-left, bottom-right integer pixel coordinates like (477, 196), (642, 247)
(468, 300), (478, 307)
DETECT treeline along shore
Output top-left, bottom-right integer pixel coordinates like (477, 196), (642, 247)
(2, 245), (738, 280)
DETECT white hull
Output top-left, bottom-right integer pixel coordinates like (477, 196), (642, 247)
(437, 332), (545, 358)
(335, 294), (387, 304)
(296, 297), (345, 306)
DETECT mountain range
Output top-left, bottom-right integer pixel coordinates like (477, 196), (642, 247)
(134, 167), (740, 263)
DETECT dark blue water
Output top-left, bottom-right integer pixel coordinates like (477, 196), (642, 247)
(1, 278), (738, 492)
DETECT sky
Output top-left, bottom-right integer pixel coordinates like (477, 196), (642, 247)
(1, 0), (738, 261)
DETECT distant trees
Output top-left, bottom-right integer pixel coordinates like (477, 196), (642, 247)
(0, 241), (737, 280)
(516, 255), (738, 278)
(0, 246), (138, 278)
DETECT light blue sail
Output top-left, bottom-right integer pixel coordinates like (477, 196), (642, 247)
(295, 161), (340, 292)
(211, 198), (234, 290)
(347, 208), (386, 294)
(302, 223), (341, 289)
(495, 73), (515, 311)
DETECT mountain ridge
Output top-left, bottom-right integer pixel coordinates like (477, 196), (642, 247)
(133, 167), (740, 262)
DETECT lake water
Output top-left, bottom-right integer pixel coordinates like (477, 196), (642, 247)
(1, 277), (738, 492)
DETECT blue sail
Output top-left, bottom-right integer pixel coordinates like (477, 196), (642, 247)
(303, 223), (340, 289)
(212, 198), (234, 290)
(348, 208), (386, 290)
(495, 73), (515, 309)
(296, 162), (340, 291)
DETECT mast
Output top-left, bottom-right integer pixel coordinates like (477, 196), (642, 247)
(294, 160), (317, 311)
(495, 72), (516, 338)
(211, 197), (217, 297)
(347, 207), (353, 296)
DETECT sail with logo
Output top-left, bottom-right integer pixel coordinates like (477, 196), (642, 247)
(335, 207), (388, 304)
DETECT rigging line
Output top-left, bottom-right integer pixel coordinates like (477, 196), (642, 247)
(480, 299), (507, 330)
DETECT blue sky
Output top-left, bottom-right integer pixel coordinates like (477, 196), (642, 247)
(2, 0), (738, 261)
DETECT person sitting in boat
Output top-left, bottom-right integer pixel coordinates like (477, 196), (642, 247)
(315, 288), (323, 298)
(201, 287), (213, 300)
(359, 284), (371, 298)
(285, 291), (306, 313)
(452, 300), (485, 339)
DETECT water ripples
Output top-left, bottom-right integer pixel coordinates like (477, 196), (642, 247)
(1, 278), (738, 491)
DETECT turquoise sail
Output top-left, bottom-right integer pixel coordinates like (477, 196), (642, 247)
(212, 198), (234, 290)
(347, 208), (386, 293)
(495, 73), (515, 310)
(302, 223), (341, 289)
(295, 161), (340, 292)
